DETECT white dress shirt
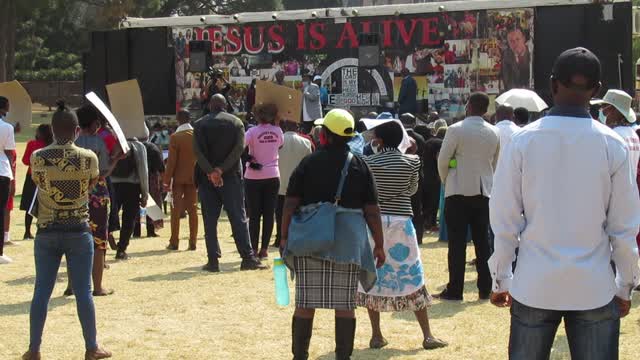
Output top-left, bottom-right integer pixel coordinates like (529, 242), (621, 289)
(0, 117), (15, 180)
(612, 125), (640, 177)
(278, 132), (313, 195)
(495, 119), (520, 151)
(489, 110), (640, 311)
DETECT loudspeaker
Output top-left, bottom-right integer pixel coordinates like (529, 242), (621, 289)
(358, 33), (381, 68)
(189, 41), (212, 73)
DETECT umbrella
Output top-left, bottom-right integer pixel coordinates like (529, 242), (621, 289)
(495, 89), (548, 112)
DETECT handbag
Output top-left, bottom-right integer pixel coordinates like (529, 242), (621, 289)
(286, 152), (354, 254)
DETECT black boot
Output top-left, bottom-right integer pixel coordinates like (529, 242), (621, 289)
(292, 317), (313, 360)
(335, 317), (356, 360)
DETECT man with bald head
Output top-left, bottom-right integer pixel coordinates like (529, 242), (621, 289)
(494, 104), (519, 151)
(193, 94), (266, 272)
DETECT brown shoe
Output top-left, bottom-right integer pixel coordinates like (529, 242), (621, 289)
(22, 351), (41, 360)
(85, 347), (112, 360)
(166, 244), (179, 251)
(188, 244), (197, 251)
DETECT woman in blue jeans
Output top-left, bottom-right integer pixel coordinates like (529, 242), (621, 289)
(23, 101), (111, 360)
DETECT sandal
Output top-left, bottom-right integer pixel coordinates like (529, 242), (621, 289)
(369, 337), (389, 349)
(423, 337), (448, 350)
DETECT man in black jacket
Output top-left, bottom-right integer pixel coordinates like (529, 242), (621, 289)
(193, 94), (266, 272)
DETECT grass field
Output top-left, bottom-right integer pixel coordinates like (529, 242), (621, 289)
(0, 113), (639, 359)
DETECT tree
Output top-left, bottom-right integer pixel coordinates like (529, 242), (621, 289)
(0, 0), (17, 82)
(158, 0), (283, 16)
(282, 0), (341, 10)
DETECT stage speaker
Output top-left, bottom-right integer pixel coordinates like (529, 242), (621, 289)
(358, 33), (381, 68)
(189, 41), (212, 73)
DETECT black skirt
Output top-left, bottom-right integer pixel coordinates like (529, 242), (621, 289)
(19, 172), (36, 211)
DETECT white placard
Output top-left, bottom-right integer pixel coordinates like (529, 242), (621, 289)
(146, 197), (166, 221)
(85, 92), (130, 154)
(28, 188), (38, 218)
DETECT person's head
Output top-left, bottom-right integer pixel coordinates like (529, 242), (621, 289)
(313, 75), (322, 87)
(0, 96), (9, 115)
(275, 70), (285, 84)
(76, 104), (101, 135)
(413, 124), (430, 139)
(466, 92), (490, 117)
(507, 27), (527, 56)
(209, 94), (228, 113)
(373, 121), (404, 149)
(302, 74), (313, 85)
(51, 100), (79, 144)
(314, 109), (355, 147)
(35, 124), (53, 145)
(513, 107), (530, 126)
(495, 104), (514, 122)
(401, 68), (410, 77)
(427, 111), (439, 122)
(433, 119), (448, 135)
(255, 103), (278, 125)
(366, 111), (379, 119)
(355, 120), (367, 134)
(550, 47), (601, 108)
(177, 109), (191, 125)
(435, 126), (447, 139)
(597, 89), (637, 127)
(399, 113), (416, 128)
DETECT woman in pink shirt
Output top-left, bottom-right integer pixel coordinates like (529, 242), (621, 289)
(245, 104), (284, 259)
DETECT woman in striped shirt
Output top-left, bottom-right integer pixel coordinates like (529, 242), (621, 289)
(356, 120), (447, 350)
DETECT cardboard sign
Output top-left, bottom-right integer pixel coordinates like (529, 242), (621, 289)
(106, 80), (148, 139)
(0, 80), (32, 128)
(255, 80), (302, 123)
(146, 197), (166, 221)
(85, 92), (131, 154)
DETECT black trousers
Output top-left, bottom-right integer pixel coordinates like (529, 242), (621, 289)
(113, 182), (141, 253)
(411, 178), (425, 244)
(444, 195), (492, 297)
(245, 178), (280, 252)
(423, 181), (441, 227)
(0, 176), (10, 256)
(274, 194), (285, 247)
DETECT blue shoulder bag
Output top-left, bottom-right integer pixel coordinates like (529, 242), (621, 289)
(286, 152), (354, 254)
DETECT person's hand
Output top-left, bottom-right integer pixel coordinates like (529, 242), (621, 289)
(163, 183), (171, 193)
(208, 169), (224, 187)
(373, 246), (386, 268)
(490, 292), (512, 308)
(615, 296), (631, 318)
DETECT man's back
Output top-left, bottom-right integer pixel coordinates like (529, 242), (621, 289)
(495, 120), (520, 150)
(165, 129), (196, 185)
(194, 111), (244, 178)
(491, 114), (640, 310)
(438, 117), (500, 197)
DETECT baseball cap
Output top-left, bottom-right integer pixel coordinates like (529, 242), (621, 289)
(551, 47), (601, 89)
(314, 109), (356, 137)
(313, 75), (322, 82)
(376, 112), (394, 120)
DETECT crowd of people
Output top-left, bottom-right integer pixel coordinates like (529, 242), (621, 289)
(1, 46), (639, 360)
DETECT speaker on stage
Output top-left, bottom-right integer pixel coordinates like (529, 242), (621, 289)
(358, 33), (381, 68)
(189, 41), (212, 73)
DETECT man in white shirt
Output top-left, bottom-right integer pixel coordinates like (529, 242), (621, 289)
(274, 120), (313, 248)
(489, 48), (640, 359)
(494, 104), (519, 150)
(0, 96), (16, 264)
(434, 92), (500, 301)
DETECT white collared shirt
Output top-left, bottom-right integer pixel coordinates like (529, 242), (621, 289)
(175, 123), (193, 133)
(0, 116), (15, 179)
(489, 115), (640, 310)
(495, 119), (520, 151)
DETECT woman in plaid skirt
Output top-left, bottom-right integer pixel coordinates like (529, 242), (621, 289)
(281, 109), (385, 360)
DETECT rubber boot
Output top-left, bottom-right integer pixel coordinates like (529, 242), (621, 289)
(292, 317), (313, 360)
(335, 317), (356, 360)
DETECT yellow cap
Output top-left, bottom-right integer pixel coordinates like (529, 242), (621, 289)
(314, 109), (356, 137)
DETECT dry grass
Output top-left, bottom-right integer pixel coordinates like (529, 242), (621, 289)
(1, 141), (639, 360)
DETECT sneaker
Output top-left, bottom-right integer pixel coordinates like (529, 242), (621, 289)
(0, 255), (13, 264)
(115, 251), (129, 260)
(85, 346), (112, 360)
(432, 289), (463, 301)
(240, 257), (268, 270)
(22, 351), (41, 360)
(202, 262), (220, 272)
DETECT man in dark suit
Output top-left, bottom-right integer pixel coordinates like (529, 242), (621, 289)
(398, 68), (418, 115)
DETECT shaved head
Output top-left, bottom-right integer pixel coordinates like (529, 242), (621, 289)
(496, 104), (514, 121)
(210, 94), (228, 113)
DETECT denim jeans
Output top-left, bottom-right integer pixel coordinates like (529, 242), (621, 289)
(198, 173), (254, 263)
(29, 226), (98, 352)
(509, 299), (620, 360)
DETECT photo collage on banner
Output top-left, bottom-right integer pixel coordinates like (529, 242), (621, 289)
(172, 8), (534, 119)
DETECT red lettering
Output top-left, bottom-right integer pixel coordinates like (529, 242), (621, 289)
(296, 23), (306, 50)
(225, 25), (242, 54)
(419, 18), (440, 46)
(396, 19), (419, 46)
(268, 25), (285, 54)
(244, 26), (264, 54)
(336, 22), (359, 49)
(211, 26), (224, 54)
(381, 20), (393, 48)
(309, 23), (326, 50)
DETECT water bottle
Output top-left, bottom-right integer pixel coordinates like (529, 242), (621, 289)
(139, 207), (147, 225)
(273, 258), (290, 306)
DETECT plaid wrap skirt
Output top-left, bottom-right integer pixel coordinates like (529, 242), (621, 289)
(293, 256), (360, 310)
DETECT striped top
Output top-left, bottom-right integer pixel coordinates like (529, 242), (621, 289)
(364, 148), (421, 217)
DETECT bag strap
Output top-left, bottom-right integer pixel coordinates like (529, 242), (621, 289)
(334, 152), (354, 205)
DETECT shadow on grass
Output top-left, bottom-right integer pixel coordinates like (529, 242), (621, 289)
(5, 272), (67, 287)
(128, 249), (174, 258)
(0, 296), (73, 316)
(317, 347), (425, 360)
(129, 263), (242, 282)
(419, 239), (448, 249)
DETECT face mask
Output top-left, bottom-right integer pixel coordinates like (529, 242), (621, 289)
(598, 109), (607, 124)
(371, 141), (380, 154)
